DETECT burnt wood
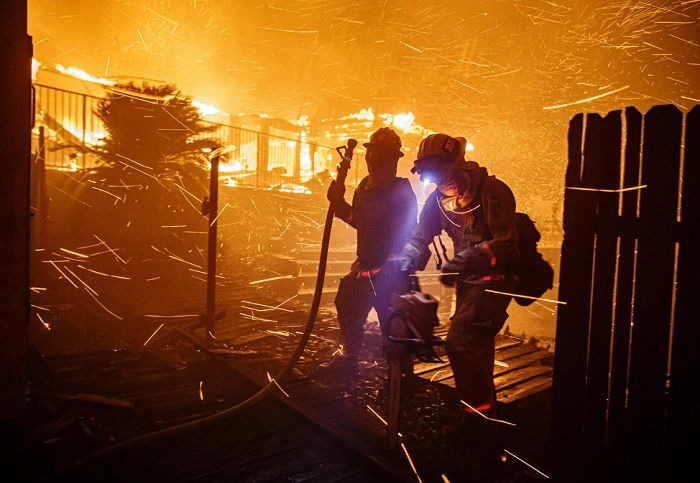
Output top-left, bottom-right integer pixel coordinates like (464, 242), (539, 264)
(626, 105), (682, 479)
(606, 107), (642, 469)
(553, 112), (592, 480)
(582, 111), (622, 477)
(555, 104), (695, 481)
(666, 104), (700, 475)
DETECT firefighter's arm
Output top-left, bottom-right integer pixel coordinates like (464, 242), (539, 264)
(333, 199), (356, 228)
(399, 191), (441, 271)
(441, 180), (518, 282)
(479, 179), (519, 264)
(390, 181), (418, 255)
(327, 181), (357, 228)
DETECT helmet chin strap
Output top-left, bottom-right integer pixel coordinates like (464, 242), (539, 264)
(437, 160), (473, 202)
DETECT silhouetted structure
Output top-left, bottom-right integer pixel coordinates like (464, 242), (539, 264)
(554, 104), (699, 481)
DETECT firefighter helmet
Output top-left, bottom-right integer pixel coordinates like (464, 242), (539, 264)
(412, 133), (467, 179)
(416, 133), (466, 162)
(363, 127), (404, 157)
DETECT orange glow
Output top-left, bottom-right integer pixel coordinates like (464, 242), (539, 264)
(56, 64), (114, 85)
(49, 60), (224, 117)
(192, 101), (221, 116)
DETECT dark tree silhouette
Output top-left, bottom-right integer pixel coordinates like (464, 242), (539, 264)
(58, 82), (220, 253)
(92, 82), (215, 175)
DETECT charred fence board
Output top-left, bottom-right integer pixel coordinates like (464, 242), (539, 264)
(606, 107), (642, 459)
(626, 105), (682, 478)
(554, 105), (696, 481)
(667, 105), (700, 470)
(582, 111), (621, 467)
(553, 112), (592, 478)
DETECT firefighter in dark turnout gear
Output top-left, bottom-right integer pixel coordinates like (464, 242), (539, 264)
(327, 127), (417, 370)
(399, 133), (519, 421)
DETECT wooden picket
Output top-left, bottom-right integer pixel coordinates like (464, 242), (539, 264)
(666, 105), (700, 474)
(553, 104), (698, 481)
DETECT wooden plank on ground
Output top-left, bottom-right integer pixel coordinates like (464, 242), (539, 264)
(224, 331), (275, 346)
(494, 343), (540, 361)
(494, 364), (553, 392)
(495, 336), (525, 351)
(626, 104), (682, 478)
(178, 329), (414, 481)
(421, 348), (552, 385)
(497, 376), (552, 404)
(413, 361), (450, 376)
(494, 349), (551, 376)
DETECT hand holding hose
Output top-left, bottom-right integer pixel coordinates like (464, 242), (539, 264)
(326, 180), (346, 204)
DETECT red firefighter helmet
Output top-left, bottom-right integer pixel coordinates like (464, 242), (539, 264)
(412, 133), (468, 179)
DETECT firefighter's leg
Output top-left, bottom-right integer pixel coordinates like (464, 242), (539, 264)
(334, 273), (373, 357)
(445, 285), (511, 418)
(371, 269), (400, 337)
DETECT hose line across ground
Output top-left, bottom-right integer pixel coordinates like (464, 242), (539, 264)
(52, 205), (337, 479)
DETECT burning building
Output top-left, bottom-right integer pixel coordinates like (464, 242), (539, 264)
(2, 1), (699, 482)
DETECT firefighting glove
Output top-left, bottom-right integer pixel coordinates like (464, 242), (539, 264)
(326, 180), (346, 204)
(396, 243), (421, 273)
(439, 248), (491, 287)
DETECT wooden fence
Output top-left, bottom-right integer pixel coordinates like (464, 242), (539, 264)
(553, 104), (699, 481)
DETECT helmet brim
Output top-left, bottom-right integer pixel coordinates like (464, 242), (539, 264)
(413, 154), (448, 165)
(363, 142), (405, 157)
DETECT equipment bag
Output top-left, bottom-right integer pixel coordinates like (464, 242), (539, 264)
(510, 212), (554, 306)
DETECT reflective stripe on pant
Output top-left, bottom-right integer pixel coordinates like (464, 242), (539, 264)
(445, 282), (512, 414)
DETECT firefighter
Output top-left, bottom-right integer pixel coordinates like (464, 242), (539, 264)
(398, 133), (518, 434)
(326, 127), (418, 372)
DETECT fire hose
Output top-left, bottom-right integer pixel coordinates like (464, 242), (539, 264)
(52, 139), (358, 478)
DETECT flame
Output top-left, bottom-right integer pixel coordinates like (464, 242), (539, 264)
(299, 130), (312, 177)
(192, 101), (220, 116)
(52, 62), (223, 117)
(293, 115), (310, 127)
(32, 58), (40, 81)
(279, 184), (311, 194)
(381, 112), (415, 134)
(56, 64), (114, 85)
(61, 120), (107, 145)
(219, 161), (244, 173)
(335, 107), (430, 136)
(345, 108), (375, 121)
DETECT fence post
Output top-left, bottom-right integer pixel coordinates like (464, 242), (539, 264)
(0, 0), (31, 420)
(310, 144), (316, 178)
(667, 104), (700, 476)
(256, 125), (269, 188)
(553, 113), (590, 480)
(35, 126), (47, 248)
(206, 153), (220, 343)
(81, 94), (86, 168)
(294, 133), (301, 184)
(625, 105), (682, 479)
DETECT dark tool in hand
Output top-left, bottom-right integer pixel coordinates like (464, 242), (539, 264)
(386, 272), (445, 363)
(385, 270), (446, 449)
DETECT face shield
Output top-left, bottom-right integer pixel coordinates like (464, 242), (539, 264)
(411, 156), (454, 185)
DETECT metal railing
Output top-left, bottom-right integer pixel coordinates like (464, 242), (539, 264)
(32, 83), (365, 192)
